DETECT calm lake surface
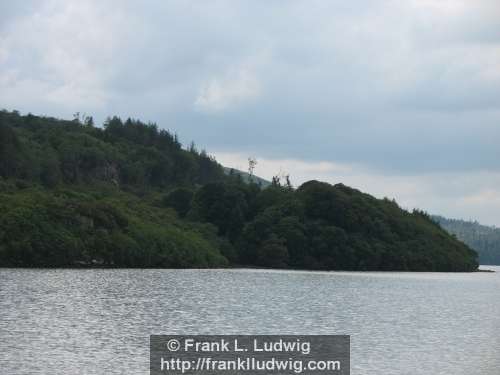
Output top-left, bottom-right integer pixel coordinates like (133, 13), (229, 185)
(0, 266), (499, 374)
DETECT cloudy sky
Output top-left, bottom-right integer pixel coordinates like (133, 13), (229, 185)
(1, 0), (499, 225)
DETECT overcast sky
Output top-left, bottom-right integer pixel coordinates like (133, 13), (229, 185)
(1, 1), (499, 225)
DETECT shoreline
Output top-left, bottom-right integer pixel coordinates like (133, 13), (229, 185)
(0, 265), (495, 273)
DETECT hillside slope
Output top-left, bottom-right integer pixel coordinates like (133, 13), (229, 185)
(0, 110), (478, 271)
(223, 167), (271, 188)
(433, 216), (500, 265)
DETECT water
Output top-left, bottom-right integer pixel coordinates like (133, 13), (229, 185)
(0, 266), (499, 375)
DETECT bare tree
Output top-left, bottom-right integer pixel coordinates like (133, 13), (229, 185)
(272, 168), (293, 189)
(248, 157), (257, 180)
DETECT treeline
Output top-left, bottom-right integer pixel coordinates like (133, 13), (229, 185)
(169, 181), (477, 271)
(0, 186), (228, 268)
(433, 216), (500, 265)
(0, 110), (224, 190)
(0, 110), (478, 271)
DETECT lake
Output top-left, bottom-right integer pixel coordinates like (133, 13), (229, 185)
(0, 267), (499, 374)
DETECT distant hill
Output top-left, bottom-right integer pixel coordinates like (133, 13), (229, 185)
(433, 216), (500, 265)
(223, 167), (271, 188)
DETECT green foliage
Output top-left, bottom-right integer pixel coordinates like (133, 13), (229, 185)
(189, 182), (250, 241)
(0, 121), (23, 177)
(0, 110), (225, 189)
(163, 187), (194, 218)
(0, 110), (478, 271)
(256, 235), (289, 268)
(238, 181), (478, 271)
(433, 215), (500, 265)
(0, 188), (227, 267)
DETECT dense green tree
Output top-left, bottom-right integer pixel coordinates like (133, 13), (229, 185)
(0, 122), (23, 178)
(163, 188), (194, 218)
(0, 110), (479, 271)
(189, 182), (248, 241)
(256, 235), (289, 268)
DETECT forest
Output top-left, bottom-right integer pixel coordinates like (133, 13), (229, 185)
(433, 216), (500, 265)
(0, 110), (478, 271)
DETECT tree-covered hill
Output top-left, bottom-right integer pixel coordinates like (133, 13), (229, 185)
(223, 167), (271, 188)
(433, 216), (500, 265)
(0, 110), (478, 271)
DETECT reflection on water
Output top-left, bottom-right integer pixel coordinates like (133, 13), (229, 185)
(0, 267), (499, 374)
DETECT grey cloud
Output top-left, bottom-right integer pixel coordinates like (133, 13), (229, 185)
(1, 0), (499, 223)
